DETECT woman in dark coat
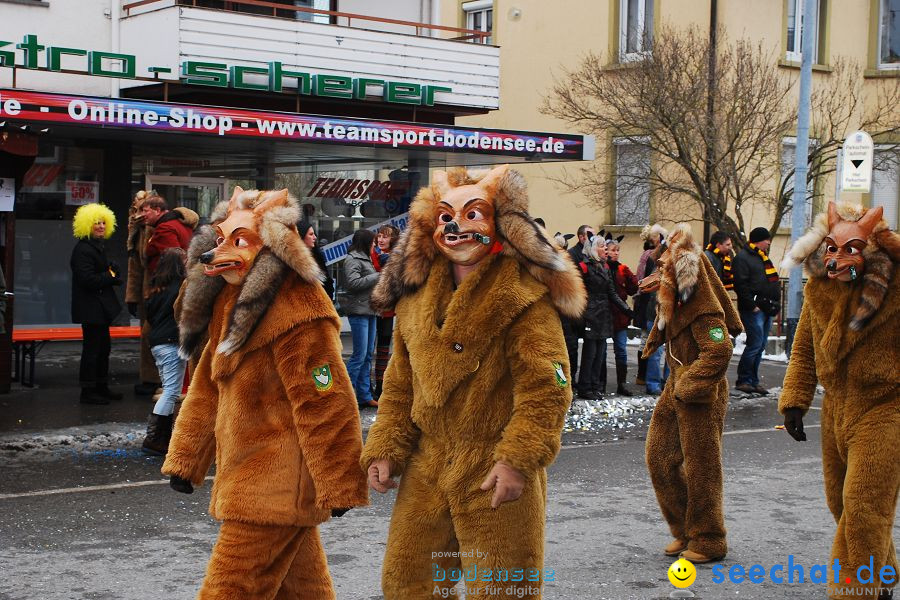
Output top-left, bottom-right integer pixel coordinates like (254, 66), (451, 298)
(576, 236), (632, 399)
(70, 203), (123, 404)
(298, 220), (335, 301)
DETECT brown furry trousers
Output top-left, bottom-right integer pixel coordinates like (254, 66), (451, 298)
(381, 443), (548, 599)
(822, 400), (899, 599)
(198, 521), (334, 599)
(645, 383), (728, 558)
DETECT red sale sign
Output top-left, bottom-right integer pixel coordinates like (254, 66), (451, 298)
(66, 180), (99, 206)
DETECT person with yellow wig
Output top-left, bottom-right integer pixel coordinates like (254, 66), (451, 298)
(70, 203), (123, 404)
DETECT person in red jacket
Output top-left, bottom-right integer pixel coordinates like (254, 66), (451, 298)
(605, 234), (639, 395)
(141, 195), (196, 274)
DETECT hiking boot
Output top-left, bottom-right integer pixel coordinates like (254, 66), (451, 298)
(142, 413), (174, 456)
(80, 388), (110, 405)
(680, 549), (725, 563)
(95, 384), (123, 401)
(664, 539), (688, 557)
(735, 383), (757, 394)
(752, 385), (769, 395)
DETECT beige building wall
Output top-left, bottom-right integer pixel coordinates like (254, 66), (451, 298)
(439, 0), (899, 268)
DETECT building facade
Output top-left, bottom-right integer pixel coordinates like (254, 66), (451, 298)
(439, 0), (900, 266)
(0, 0), (593, 336)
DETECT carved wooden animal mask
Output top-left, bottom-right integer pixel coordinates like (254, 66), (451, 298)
(200, 187), (290, 285)
(431, 165), (505, 266)
(823, 201), (883, 282)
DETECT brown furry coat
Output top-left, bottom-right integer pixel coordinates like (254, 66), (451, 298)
(162, 273), (368, 526)
(361, 253), (573, 475)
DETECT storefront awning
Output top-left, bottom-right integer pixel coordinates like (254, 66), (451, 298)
(0, 88), (594, 168)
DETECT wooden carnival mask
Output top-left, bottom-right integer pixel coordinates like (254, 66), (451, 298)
(431, 165), (506, 266)
(199, 187), (288, 285)
(823, 201), (883, 282)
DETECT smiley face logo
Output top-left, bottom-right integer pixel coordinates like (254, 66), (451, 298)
(667, 558), (696, 588)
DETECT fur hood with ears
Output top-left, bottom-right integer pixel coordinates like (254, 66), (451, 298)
(654, 223), (742, 336)
(371, 166), (587, 319)
(178, 188), (325, 359)
(781, 201), (900, 330)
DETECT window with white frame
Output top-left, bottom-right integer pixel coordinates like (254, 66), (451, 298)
(463, 0), (493, 44)
(786, 0), (827, 63)
(614, 139), (651, 225)
(872, 149), (899, 228)
(780, 138), (815, 228)
(619, 0), (654, 61)
(880, 0), (900, 68)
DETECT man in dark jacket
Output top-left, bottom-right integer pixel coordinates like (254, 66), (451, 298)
(732, 226), (780, 394)
(141, 195), (196, 274)
(703, 230), (734, 288)
(563, 224), (595, 386)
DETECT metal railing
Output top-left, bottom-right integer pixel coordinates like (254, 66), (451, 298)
(122, 0), (491, 42)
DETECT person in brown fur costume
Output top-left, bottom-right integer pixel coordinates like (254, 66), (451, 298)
(779, 201), (899, 600)
(640, 223), (743, 564)
(126, 190), (161, 393)
(361, 165), (586, 600)
(161, 187), (368, 599)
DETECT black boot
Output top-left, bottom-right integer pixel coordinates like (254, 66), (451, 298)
(80, 387), (110, 405)
(95, 383), (123, 401)
(636, 349), (647, 385)
(142, 413), (174, 456)
(616, 361), (633, 396)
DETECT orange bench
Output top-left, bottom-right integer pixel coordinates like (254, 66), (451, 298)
(12, 326), (141, 387)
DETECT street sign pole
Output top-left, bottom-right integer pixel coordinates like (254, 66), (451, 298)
(785, 0), (817, 359)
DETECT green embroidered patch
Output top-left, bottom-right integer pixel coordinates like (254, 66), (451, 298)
(312, 364), (334, 391)
(708, 327), (725, 343)
(553, 361), (568, 387)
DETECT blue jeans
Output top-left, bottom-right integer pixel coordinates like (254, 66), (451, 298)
(645, 344), (668, 393)
(150, 343), (186, 416)
(346, 315), (377, 404)
(737, 310), (772, 386)
(612, 329), (628, 364)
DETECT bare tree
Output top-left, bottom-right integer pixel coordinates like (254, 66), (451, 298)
(542, 25), (900, 244)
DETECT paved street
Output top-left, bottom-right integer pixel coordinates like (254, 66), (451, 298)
(0, 341), (896, 600)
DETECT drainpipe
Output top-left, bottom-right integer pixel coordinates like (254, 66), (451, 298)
(431, 0), (440, 37)
(110, 0), (121, 98)
(703, 0), (717, 245)
(785, 0), (817, 357)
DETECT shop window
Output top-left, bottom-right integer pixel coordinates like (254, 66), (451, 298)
(786, 0), (827, 64)
(880, 0), (900, 68)
(780, 138), (815, 228)
(14, 143), (105, 325)
(613, 138), (651, 226)
(619, 0), (654, 62)
(872, 150), (899, 228)
(463, 0), (493, 44)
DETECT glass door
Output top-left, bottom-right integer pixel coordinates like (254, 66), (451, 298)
(144, 175), (226, 224)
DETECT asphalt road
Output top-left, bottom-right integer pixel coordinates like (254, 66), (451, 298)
(0, 344), (896, 599)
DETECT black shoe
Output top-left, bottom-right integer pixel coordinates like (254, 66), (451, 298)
(134, 381), (159, 396)
(80, 388), (110, 405)
(95, 384), (123, 401)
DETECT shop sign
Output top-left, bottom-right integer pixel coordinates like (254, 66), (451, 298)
(0, 89), (594, 160)
(65, 180), (99, 206)
(0, 34), (451, 106)
(308, 177), (398, 200)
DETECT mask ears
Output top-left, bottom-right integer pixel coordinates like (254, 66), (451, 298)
(431, 170), (451, 199)
(857, 205), (884, 237)
(477, 164), (509, 196)
(228, 186), (244, 211)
